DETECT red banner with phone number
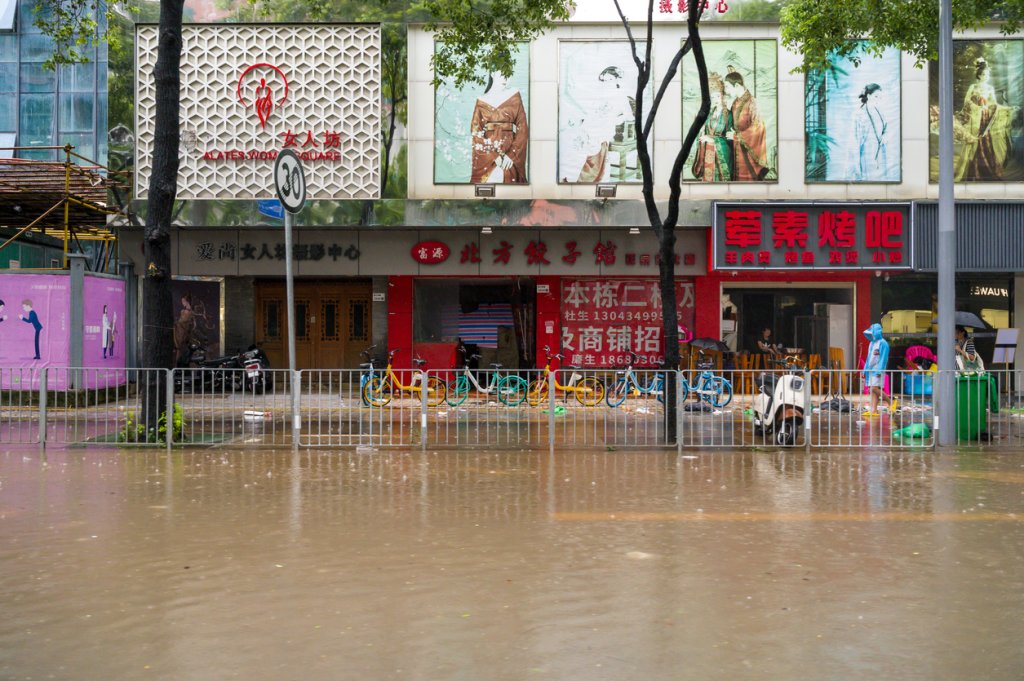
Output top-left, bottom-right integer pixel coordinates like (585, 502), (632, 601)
(560, 279), (695, 368)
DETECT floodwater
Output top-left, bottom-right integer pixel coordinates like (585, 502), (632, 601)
(1, 446), (1022, 681)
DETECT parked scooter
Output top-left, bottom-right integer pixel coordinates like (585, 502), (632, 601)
(751, 357), (807, 446)
(239, 344), (269, 394)
(174, 342), (267, 393)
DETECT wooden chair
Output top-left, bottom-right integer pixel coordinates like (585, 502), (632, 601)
(827, 346), (849, 395)
(807, 353), (823, 394)
(735, 353), (756, 395)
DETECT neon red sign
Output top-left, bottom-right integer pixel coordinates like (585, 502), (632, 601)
(411, 241), (451, 265)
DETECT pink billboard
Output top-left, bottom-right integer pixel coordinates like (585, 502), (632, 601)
(82, 276), (127, 388)
(0, 274), (70, 379)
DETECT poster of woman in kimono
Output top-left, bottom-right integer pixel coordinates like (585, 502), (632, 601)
(682, 40), (778, 182)
(929, 40), (1024, 182)
(805, 43), (902, 182)
(434, 42), (530, 184)
(557, 41), (651, 184)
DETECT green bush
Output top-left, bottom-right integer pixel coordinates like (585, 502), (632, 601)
(117, 403), (185, 444)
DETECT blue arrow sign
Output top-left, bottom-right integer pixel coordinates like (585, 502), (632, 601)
(257, 199), (284, 220)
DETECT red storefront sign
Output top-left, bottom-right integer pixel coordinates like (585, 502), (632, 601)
(561, 279), (696, 368)
(714, 203), (913, 270)
(411, 241), (451, 265)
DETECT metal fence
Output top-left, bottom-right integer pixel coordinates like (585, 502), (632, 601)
(1, 366), (1020, 451)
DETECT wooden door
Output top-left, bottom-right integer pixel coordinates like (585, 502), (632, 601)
(255, 280), (372, 370)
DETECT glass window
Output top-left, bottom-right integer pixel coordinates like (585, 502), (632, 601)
(0, 92), (15, 129)
(18, 145), (54, 160)
(0, 34), (16, 60)
(0, 132), (15, 157)
(0, 62), (14, 91)
(414, 280), (460, 343)
(59, 92), (92, 132)
(19, 33), (51, 61)
(18, 0), (46, 33)
(19, 93), (53, 145)
(263, 301), (280, 339)
(0, 0), (14, 31)
(58, 132), (92, 161)
(59, 62), (93, 91)
(20, 62), (54, 91)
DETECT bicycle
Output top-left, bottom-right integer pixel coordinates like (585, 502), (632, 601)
(446, 354), (528, 407)
(362, 348), (447, 407)
(606, 350), (666, 407)
(358, 345), (380, 406)
(526, 346), (605, 407)
(682, 351), (733, 408)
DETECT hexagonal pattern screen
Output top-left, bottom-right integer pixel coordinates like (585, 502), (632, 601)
(136, 24), (380, 200)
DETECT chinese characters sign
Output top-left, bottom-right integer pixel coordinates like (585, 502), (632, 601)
(561, 279), (696, 368)
(713, 202), (912, 270)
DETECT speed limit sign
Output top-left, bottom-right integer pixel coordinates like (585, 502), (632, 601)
(274, 149), (306, 214)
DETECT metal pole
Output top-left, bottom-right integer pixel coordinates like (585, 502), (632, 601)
(937, 0), (956, 446)
(285, 211), (300, 445)
(166, 369), (174, 453)
(38, 368), (47, 449)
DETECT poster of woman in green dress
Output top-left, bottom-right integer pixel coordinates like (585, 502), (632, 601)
(682, 40), (778, 182)
(929, 40), (1024, 182)
(434, 43), (530, 184)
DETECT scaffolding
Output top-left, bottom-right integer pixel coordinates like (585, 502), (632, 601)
(0, 145), (130, 271)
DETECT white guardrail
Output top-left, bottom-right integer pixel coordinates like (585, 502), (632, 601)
(0, 367), (1020, 451)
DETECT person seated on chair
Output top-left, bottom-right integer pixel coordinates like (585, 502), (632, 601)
(756, 327), (782, 362)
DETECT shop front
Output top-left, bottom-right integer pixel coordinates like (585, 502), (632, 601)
(697, 202), (913, 372)
(384, 228), (707, 373)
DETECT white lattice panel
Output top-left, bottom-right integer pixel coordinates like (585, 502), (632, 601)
(136, 24), (380, 200)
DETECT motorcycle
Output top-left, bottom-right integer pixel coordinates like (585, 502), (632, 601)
(174, 342), (268, 393)
(751, 357), (807, 446)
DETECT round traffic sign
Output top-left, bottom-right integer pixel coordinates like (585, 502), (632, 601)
(274, 149), (306, 214)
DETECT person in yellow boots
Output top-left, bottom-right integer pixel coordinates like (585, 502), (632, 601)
(862, 322), (898, 416)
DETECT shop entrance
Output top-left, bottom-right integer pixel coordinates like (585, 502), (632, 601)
(254, 279), (372, 370)
(724, 285), (855, 369)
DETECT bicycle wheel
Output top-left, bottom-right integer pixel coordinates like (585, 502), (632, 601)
(496, 375), (528, 406)
(425, 376), (447, 407)
(574, 377), (605, 406)
(446, 376), (469, 406)
(363, 376), (392, 407)
(710, 377), (733, 408)
(606, 378), (630, 407)
(526, 378), (549, 406)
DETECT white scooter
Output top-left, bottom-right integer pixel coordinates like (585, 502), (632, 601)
(752, 357), (807, 446)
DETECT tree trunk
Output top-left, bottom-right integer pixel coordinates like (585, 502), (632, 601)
(141, 0), (184, 437)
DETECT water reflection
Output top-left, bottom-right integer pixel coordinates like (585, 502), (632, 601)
(1, 446), (1022, 680)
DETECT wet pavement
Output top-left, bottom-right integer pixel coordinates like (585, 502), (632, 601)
(1, 445), (1022, 680)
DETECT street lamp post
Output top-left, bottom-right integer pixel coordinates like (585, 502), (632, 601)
(936, 0), (956, 446)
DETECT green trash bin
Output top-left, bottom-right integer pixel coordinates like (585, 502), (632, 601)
(956, 373), (988, 441)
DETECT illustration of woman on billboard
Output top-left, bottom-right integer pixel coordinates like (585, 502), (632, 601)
(692, 73), (734, 182)
(470, 71), (528, 184)
(102, 305), (110, 359)
(956, 58), (1014, 181)
(850, 83), (890, 181)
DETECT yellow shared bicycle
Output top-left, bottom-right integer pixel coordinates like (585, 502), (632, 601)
(362, 348), (446, 407)
(526, 345), (605, 407)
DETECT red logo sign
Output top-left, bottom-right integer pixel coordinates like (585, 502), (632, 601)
(237, 63), (290, 129)
(411, 241), (450, 265)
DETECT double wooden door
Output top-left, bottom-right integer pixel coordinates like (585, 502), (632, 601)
(255, 280), (372, 370)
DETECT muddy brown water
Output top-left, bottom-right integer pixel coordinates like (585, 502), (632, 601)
(1, 446), (1022, 680)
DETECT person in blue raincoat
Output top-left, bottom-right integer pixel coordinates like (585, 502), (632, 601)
(862, 322), (897, 416)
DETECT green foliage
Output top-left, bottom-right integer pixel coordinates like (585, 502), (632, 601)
(780, 0), (1024, 72)
(425, 0), (574, 87)
(118, 403), (185, 444)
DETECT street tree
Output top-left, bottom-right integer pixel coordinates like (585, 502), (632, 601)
(425, 0), (712, 418)
(34, 0), (183, 436)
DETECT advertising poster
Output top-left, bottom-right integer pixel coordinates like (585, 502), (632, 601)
(558, 41), (651, 184)
(81, 277), (127, 388)
(928, 39), (1024, 182)
(682, 39), (778, 182)
(0, 274), (70, 389)
(805, 43), (901, 182)
(561, 279), (695, 368)
(434, 42), (530, 184)
(171, 278), (223, 364)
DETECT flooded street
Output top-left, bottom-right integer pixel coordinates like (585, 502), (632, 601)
(1, 446), (1023, 680)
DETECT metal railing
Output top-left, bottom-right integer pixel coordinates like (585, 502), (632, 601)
(0, 366), (1019, 451)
